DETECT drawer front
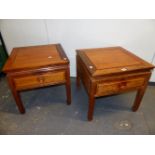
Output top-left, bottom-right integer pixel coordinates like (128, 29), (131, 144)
(96, 76), (146, 97)
(14, 71), (66, 90)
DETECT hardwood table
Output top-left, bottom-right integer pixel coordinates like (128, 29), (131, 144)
(76, 46), (154, 121)
(3, 44), (71, 113)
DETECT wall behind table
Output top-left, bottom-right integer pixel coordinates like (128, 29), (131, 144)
(0, 19), (48, 52)
(0, 19), (155, 81)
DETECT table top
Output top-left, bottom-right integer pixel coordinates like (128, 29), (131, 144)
(76, 46), (154, 76)
(3, 44), (69, 72)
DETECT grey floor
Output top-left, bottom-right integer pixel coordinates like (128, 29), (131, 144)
(0, 75), (155, 135)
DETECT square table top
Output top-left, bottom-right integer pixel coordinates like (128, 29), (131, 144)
(76, 46), (154, 76)
(3, 44), (69, 72)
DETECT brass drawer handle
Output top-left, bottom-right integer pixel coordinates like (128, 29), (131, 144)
(118, 82), (127, 89)
(37, 76), (45, 83)
(120, 84), (126, 89)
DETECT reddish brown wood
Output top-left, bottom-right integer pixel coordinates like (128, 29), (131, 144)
(3, 44), (71, 113)
(132, 73), (151, 111)
(77, 47), (154, 77)
(65, 67), (71, 105)
(87, 82), (96, 121)
(3, 44), (69, 72)
(76, 46), (154, 121)
(132, 87), (146, 112)
(7, 75), (25, 113)
(76, 55), (81, 88)
(76, 72), (81, 88)
(88, 95), (95, 121)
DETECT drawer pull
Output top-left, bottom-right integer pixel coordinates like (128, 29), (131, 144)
(37, 76), (45, 83)
(120, 84), (126, 89)
(118, 82), (127, 89)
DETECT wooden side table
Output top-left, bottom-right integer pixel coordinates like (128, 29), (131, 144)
(3, 44), (71, 113)
(76, 47), (154, 121)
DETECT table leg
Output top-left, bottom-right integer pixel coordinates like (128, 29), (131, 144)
(132, 73), (151, 112)
(65, 67), (71, 105)
(11, 89), (25, 113)
(76, 72), (81, 88)
(7, 76), (25, 113)
(7, 76), (25, 114)
(132, 86), (147, 112)
(88, 94), (95, 121)
(76, 56), (80, 88)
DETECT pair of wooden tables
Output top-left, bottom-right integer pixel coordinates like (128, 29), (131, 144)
(3, 44), (154, 121)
